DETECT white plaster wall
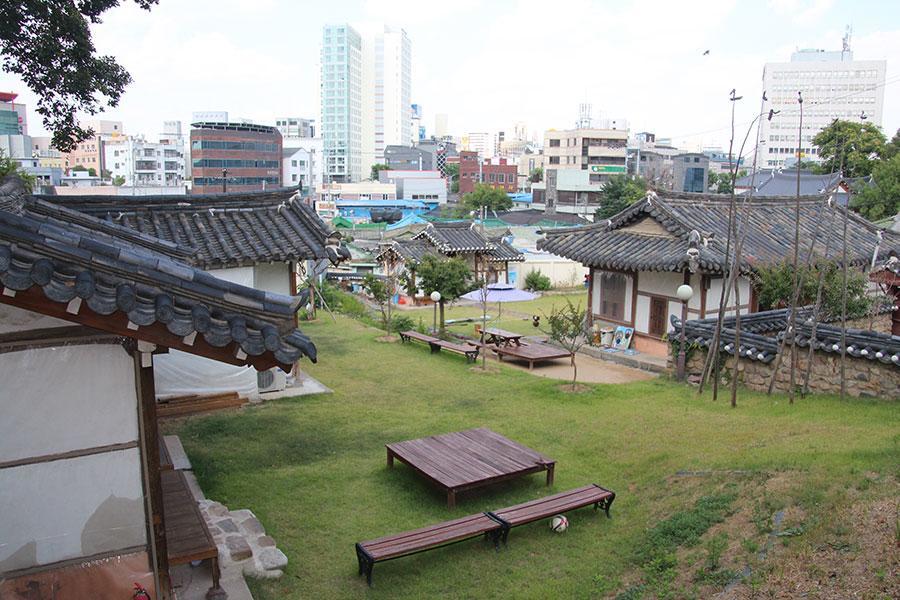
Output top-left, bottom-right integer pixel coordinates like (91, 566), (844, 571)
(0, 449), (146, 572)
(635, 294), (650, 333)
(590, 271), (634, 322)
(208, 266), (255, 288)
(514, 259), (588, 290)
(638, 271), (702, 311)
(253, 263), (292, 296)
(707, 276), (752, 315)
(0, 345), (138, 462)
(0, 304), (75, 335)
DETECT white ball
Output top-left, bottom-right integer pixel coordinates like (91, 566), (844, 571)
(550, 514), (569, 533)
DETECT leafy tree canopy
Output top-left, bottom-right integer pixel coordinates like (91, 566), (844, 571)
(0, 150), (36, 190)
(0, 1), (158, 153)
(754, 260), (873, 319)
(812, 119), (887, 178)
(416, 255), (472, 303)
(594, 175), (647, 220)
(370, 163), (389, 181)
(851, 154), (900, 221)
(461, 183), (512, 213)
(529, 167), (543, 183)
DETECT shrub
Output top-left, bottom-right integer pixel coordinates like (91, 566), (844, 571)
(391, 314), (415, 333)
(524, 270), (552, 291)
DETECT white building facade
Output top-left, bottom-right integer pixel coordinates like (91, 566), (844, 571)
(282, 137), (323, 191)
(104, 136), (186, 187)
(322, 24), (364, 183)
(761, 46), (886, 168)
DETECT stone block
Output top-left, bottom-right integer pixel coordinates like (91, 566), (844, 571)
(241, 517), (265, 536)
(257, 547), (288, 571)
(257, 535), (276, 547)
(226, 535), (253, 561)
(217, 519), (238, 533)
(207, 502), (228, 517)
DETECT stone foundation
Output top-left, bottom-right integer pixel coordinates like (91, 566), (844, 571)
(198, 499), (289, 580)
(675, 345), (899, 399)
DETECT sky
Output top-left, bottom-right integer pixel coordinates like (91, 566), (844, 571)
(2, 0), (899, 152)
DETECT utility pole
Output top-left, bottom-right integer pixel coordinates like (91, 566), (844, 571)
(222, 168), (228, 193)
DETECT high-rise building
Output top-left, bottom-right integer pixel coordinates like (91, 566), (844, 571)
(190, 122), (282, 194)
(372, 26), (412, 167)
(410, 103), (424, 144)
(760, 35), (886, 168)
(463, 132), (491, 158)
(434, 113), (449, 138)
(321, 24), (363, 183)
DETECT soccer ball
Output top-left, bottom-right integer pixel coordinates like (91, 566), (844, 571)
(550, 515), (569, 533)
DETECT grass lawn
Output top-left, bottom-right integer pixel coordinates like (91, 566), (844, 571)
(166, 316), (899, 599)
(399, 289), (588, 336)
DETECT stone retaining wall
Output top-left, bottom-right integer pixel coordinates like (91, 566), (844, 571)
(676, 345), (899, 399)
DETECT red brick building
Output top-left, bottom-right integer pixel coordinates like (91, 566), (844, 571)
(457, 152), (518, 194)
(190, 122), (282, 194)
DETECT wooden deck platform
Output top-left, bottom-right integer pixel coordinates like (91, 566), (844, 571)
(386, 427), (555, 508)
(161, 469), (221, 593)
(472, 340), (574, 370)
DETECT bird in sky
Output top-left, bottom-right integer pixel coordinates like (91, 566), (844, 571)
(702, 49), (710, 55)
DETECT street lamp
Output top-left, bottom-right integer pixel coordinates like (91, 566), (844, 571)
(430, 291), (441, 334)
(676, 283), (694, 381)
(222, 168), (228, 193)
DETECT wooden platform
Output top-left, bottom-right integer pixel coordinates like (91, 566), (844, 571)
(493, 341), (574, 370)
(386, 427), (555, 508)
(157, 391), (245, 418)
(161, 470), (222, 593)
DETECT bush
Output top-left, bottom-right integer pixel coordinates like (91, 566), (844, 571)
(391, 314), (415, 333)
(524, 270), (552, 291)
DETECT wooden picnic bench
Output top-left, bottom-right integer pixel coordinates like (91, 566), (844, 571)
(400, 330), (479, 362)
(487, 484), (615, 546)
(161, 470), (223, 597)
(355, 512), (502, 586)
(354, 484), (616, 586)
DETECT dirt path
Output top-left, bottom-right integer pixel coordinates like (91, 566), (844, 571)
(480, 350), (658, 384)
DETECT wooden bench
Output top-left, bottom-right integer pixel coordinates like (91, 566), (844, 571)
(399, 330), (440, 349)
(487, 484), (615, 546)
(432, 339), (479, 362)
(355, 513), (502, 586)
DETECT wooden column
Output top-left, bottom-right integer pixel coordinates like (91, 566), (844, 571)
(133, 344), (170, 597)
(586, 267), (594, 327)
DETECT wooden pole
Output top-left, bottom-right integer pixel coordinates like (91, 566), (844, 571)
(839, 188), (850, 400)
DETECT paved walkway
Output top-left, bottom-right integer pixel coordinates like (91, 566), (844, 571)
(477, 347), (657, 384)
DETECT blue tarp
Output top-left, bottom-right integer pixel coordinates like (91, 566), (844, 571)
(386, 212), (428, 230)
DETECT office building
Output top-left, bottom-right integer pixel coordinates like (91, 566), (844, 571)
(379, 169), (446, 203)
(372, 26), (412, 167)
(384, 145), (433, 170)
(58, 119), (125, 175)
(192, 111), (228, 124)
(276, 117), (316, 139)
(190, 122), (282, 194)
(543, 127), (628, 182)
(411, 103), (425, 144)
(0, 92), (27, 135)
(462, 132), (491, 158)
(760, 36), (886, 168)
(636, 151), (708, 193)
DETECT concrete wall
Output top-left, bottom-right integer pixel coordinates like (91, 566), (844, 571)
(0, 344), (146, 573)
(253, 262), (292, 296)
(512, 259), (588, 291)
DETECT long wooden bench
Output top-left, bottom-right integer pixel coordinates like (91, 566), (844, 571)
(355, 512), (502, 586)
(487, 484), (615, 546)
(399, 330), (440, 347)
(400, 331), (479, 362)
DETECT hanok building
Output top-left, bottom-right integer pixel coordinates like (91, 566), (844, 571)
(376, 221), (524, 295)
(40, 187), (348, 397)
(538, 191), (899, 356)
(0, 176), (317, 597)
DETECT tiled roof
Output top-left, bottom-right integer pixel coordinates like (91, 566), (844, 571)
(734, 170), (872, 201)
(413, 221), (494, 253)
(0, 177), (316, 371)
(487, 238), (526, 262)
(539, 191), (898, 274)
(38, 188), (349, 269)
(673, 308), (900, 366)
(494, 209), (590, 227)
(374, 240), (437, 264)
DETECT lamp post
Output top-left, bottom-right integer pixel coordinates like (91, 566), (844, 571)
(222, 168), (228, 193)
(676, 283), (694, 381)
(430, 291), (441, 334)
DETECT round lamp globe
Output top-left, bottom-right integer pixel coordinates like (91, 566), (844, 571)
(676, 284), (694, 302)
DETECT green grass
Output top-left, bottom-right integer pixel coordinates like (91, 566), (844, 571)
(401, 290), (588, 336)
(166, 316), (899, 599)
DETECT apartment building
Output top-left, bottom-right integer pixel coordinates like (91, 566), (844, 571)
(104, 137), (186, 187)
(543, 127), (628, 184)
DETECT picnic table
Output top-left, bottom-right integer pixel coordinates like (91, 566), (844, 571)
(386, 427), (555, 508)
(480, 327), (524, 347)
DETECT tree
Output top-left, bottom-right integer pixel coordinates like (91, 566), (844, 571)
(416, 255), (472, 334)
(71, 164), (87, 172)
(851, 154), (900, 221)
(0, 1), (158, 152)
(593, 175), (647, 220)
(363, 274), (393, 336)
(444, 163), (459, 193)
(461, 183), (512, 214)
(882, 129), (900, 160)
(754, 260), (873, 319)
(370, 163), (389, 181)
(542, 299), (588, 391)
(812, 119), (887, 178)
(529, 167), (543, 183)
(0, 150), (35, 191)
(708, 169), (747, 194)
(112, 174), (126, 186)
(524, 270), (551, 291)
(87, 167), (97, 177)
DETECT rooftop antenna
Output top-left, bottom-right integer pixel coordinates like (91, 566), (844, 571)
(842, 25), (852, 58)
(577, 102), (592, 129)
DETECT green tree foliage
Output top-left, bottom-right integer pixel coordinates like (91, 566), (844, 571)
(71, 164), (87, 172)
(363, 274), (392, 335)
(852, 154), (900, 221)
(0, 150), (36, 191)
(0, 1), (158, 152)
(112, 175), (126, 186)
(594, 175), (647, 220)
(541, 299), (587, 390)
(524, 270), (552, 291)
(529, 167), (543, 183)
(883, 129), (900, 159)
(416, 255), (472, 333)
(812, 120), (887, 178)
(708, 169), (747, 194)
(754, 260), (873, 319)
(443, 163), (459, 193)
(461, 183), (512, 213)
(370, 163), (389, 181)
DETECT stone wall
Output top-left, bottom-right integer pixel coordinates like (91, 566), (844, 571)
(677, 345), (900, 400)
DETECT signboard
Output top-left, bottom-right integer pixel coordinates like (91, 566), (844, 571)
(589, 165), (626, 174)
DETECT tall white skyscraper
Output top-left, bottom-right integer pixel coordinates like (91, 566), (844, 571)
(760, 37), (886, 169)
(321, 24), (363, 183)
(321, 24), (411, 183)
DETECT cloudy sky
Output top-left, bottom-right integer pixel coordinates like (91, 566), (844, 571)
(3, 0), (898, 152)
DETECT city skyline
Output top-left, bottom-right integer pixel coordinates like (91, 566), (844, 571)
(0, 0), (898, 153)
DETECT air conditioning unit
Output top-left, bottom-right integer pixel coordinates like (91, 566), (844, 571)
(257, 368), (287, 393)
